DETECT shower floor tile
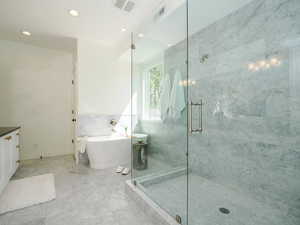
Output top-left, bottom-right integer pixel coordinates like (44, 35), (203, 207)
(141, 173), (298, 225)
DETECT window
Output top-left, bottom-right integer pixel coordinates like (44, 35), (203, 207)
(142, 64), (163, 120)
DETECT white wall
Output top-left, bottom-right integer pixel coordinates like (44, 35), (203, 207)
(77, 39), (131, 115)
(0, 40), (74, 160)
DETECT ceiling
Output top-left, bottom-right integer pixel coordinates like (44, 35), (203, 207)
(0, 0), (254, 55)
(0, 0), (164, 52)
(132, 0), (254, 63)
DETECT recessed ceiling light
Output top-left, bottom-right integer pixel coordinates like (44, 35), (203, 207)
(69, 9), (79, 17)
(21, 30), (31, 36)
(138, 33), (144, 38)
(121, 28), (127, 32)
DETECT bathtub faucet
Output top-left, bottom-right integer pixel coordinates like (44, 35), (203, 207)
(110, 119), (118, 126)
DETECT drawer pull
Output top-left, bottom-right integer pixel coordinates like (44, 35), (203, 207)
(16, 160), (21, 163)
(4, 136), (12, 141)
(16, 145), (20, 149)
(16, 133), (20, 136)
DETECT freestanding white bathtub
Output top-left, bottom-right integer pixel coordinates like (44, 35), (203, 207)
(86, 135), (131, 169)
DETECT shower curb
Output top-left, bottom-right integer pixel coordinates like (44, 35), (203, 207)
(125, 180), (179, 225)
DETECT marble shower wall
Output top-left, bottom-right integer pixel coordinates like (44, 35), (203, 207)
(139, 0), (300, 218)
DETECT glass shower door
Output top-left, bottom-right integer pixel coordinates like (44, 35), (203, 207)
(187, 0), (300, 225)
(130, 1), (189, 224)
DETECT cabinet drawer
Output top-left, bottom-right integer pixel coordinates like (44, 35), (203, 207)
(0, 129), (20, 195)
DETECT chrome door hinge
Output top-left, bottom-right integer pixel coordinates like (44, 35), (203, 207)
(131, 44), (136, 50)
(175, 215), (182, 224)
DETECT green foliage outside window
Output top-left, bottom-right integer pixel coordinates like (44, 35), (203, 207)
(149, 65), (162, 110)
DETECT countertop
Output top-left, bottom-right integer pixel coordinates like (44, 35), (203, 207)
(0, 127), (20, 137)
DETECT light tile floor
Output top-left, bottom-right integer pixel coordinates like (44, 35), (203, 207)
(0, 155), (159, 225)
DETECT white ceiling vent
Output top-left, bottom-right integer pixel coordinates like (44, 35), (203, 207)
(124, 1), (135, 12)
(113, 0), (135, 12)
(114, 0), (127, 9)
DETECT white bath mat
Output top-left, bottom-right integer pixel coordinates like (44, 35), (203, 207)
(0, 174), (56, 214)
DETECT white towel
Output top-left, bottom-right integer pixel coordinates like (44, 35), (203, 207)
(169, 70), (186, 120)
(78, 136), (88, 154)
(75, 136), (88, 164)
(160, 74), (171, 121)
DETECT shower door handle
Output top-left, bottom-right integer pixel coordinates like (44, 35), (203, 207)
(188, 100), (203, 134)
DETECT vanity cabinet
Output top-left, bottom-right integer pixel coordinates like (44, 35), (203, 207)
(0, 128), (20, 195)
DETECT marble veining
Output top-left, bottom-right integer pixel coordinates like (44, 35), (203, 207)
(134, 0), (300, 224)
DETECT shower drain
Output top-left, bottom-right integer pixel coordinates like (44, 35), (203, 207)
(219, 208), (230, 214)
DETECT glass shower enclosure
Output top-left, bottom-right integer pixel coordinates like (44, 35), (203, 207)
(131, 1), (300, 225)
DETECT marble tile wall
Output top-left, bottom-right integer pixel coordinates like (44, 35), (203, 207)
(137, 0), (300, 219)
(77, 114), (132, 137)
